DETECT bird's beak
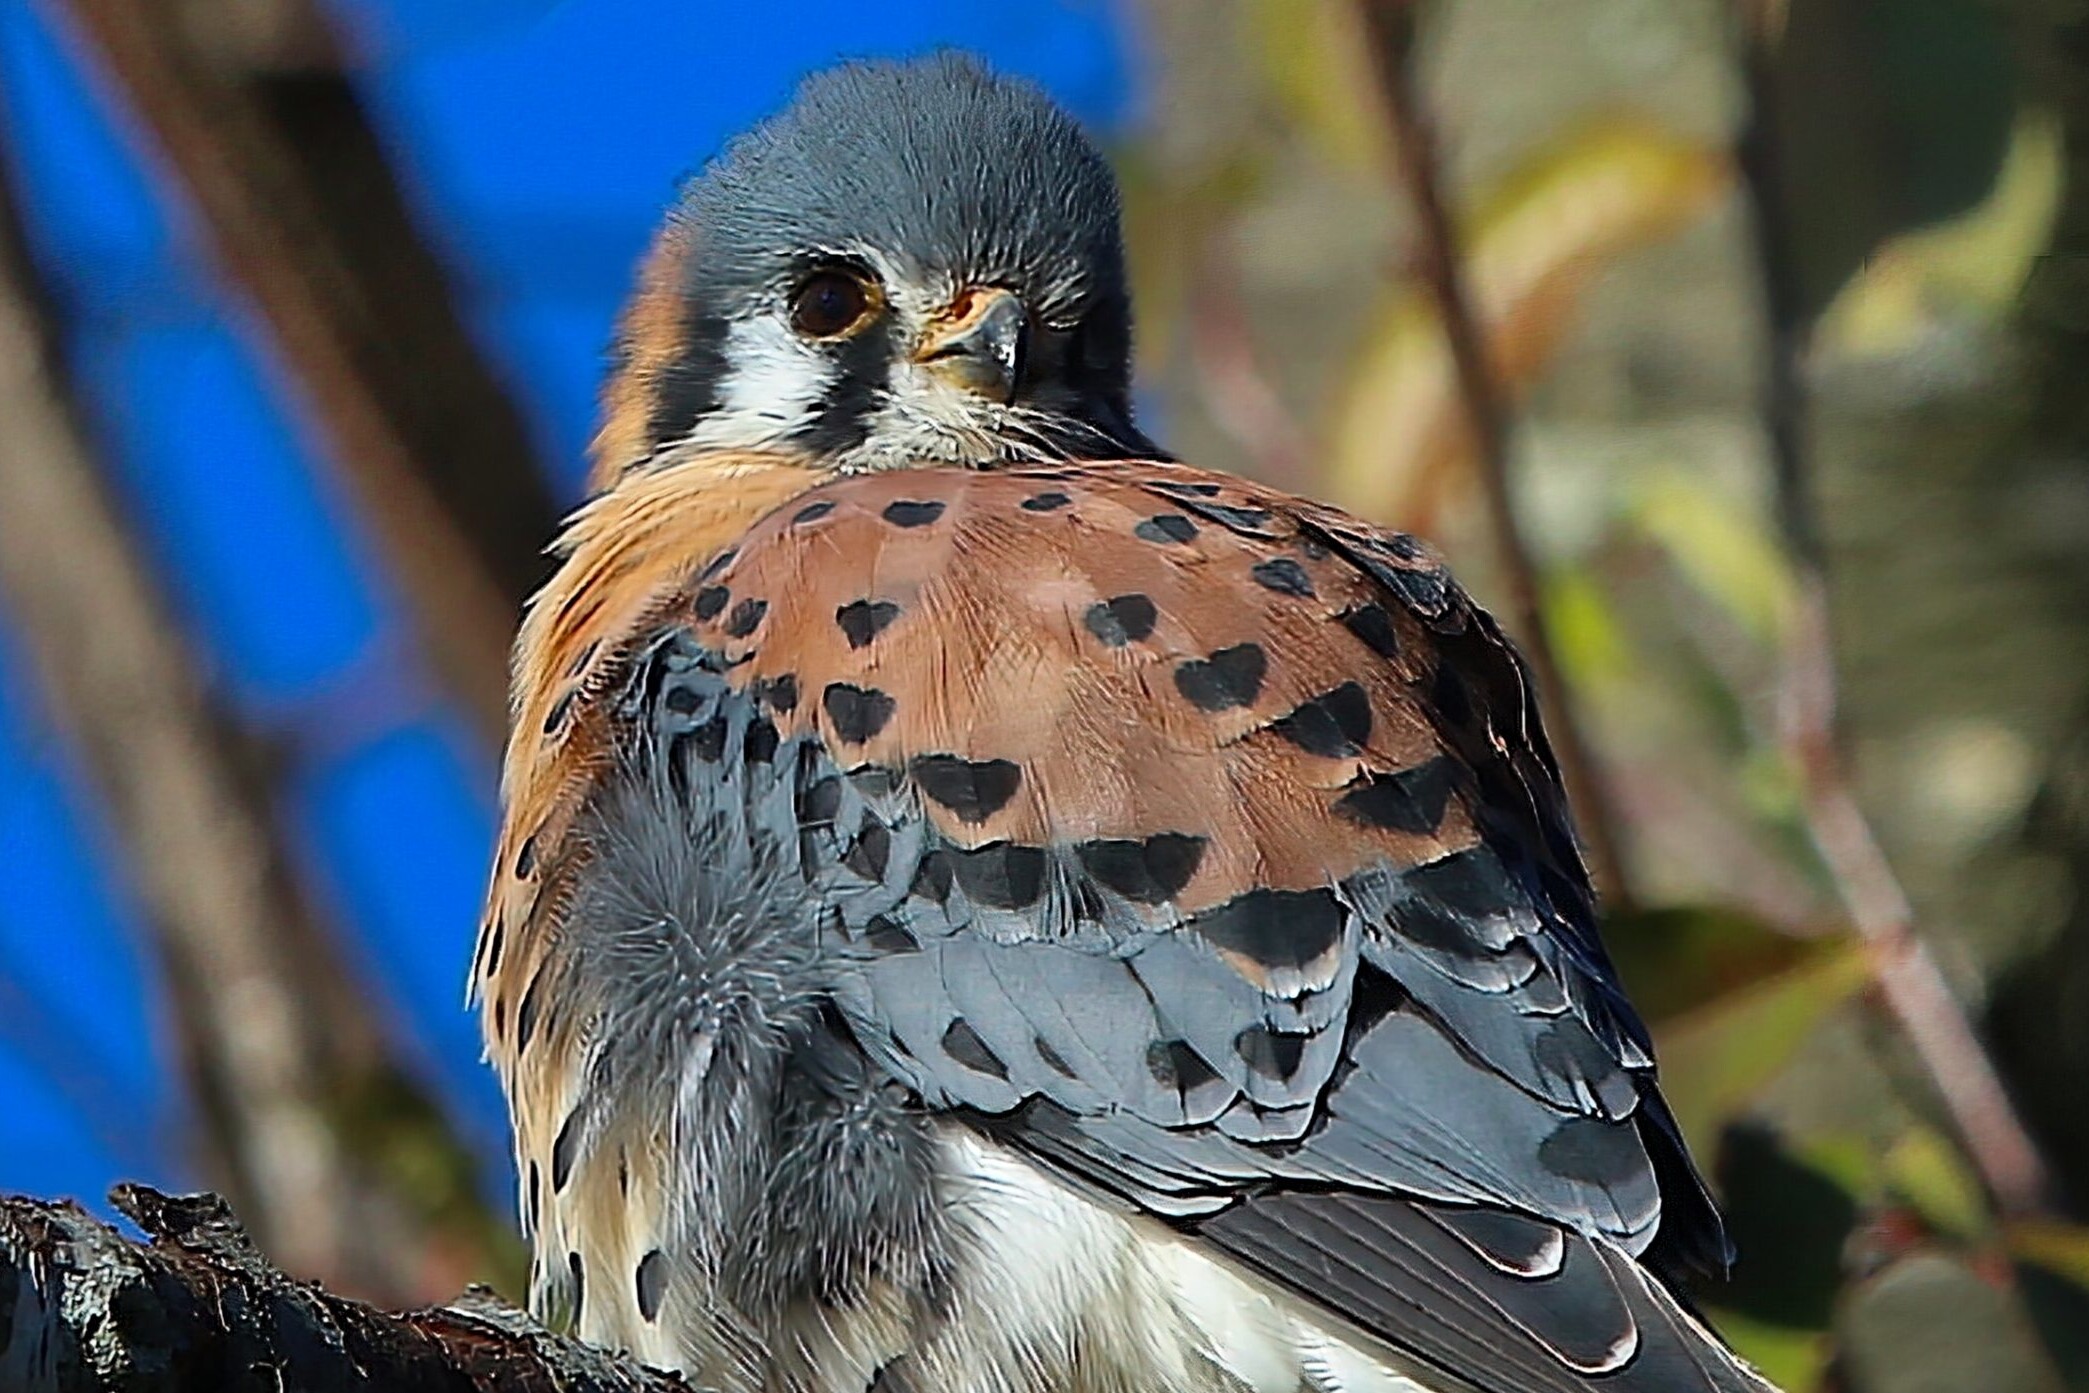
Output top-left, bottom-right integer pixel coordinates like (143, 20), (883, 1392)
(914, 287), (1029, 405)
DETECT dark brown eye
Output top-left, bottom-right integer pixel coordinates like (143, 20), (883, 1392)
(790, 270), (872, 338)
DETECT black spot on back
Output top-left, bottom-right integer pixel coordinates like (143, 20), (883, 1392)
(725, 597), (768, 638)
(1341, 603), (1402, 660)
(824, 683), (897, 744)
(794, 499), (836, 524)
(1148, 478), (1222, 498)
(694, 585), (730, 621)
(1020, 491), (1071, 512)
(699, 548), (736, 581)
(1250, 557), (1315, 597)
(910, 755), (1023, 824)
(1271, 682), (1373, 758)
(836, 599), (901, 648)
(1333, 757), (1457, 834)
(1175, 643), (1266, 711)
(1085, 594), (1157, 647)
(883, 499), (946, 528)
(1135, 513), (1197, 544)
(514, 836), (537, 879)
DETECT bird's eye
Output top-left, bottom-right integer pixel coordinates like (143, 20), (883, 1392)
(790, 271), (874, 339)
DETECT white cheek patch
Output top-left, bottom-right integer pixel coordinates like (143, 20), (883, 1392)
(684, 315), (837, 451)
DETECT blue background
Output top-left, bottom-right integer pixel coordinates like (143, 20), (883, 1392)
(0, 0), (1132, 1207)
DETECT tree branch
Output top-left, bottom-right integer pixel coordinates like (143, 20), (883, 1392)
(1352, 0), (1636, 909)
(1732, 0), (2054, 1217)
(0, 1187), (691, 1393)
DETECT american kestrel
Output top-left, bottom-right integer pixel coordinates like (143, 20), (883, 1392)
(473, 55), (1773, 1393)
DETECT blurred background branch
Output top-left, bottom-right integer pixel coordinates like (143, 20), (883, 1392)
(0, 136), (501, 1303)
(1353, 0), (1636, 908)
(54, 0), (560, 743)
(1732, 0), (2054, 1219)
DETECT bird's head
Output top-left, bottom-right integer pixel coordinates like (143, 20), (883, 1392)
(592, 53), (1154, 486)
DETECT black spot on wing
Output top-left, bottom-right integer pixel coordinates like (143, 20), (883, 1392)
(909, 850), (954, 904)
(698, 548), (736, 580)
(1175, 643), (1266, 711)
(1148, 1038), (1223, 1094)
(1193, 888), (1344, 971)
(1334, 757), (1458, 833)
(845, 816), (892, 880)
(883, 499), (946, 528)
(942, 1019), (1009, 1079)
(836, 599), (901, 648)
(1235, 1025), (1307, 1081)
(793, 499), (836, 524)
(909, 755), (1023, 824)
(756, 673), (799, 713)
(514, 835), (537, 879)
(1085, 594), (1157, 647)
(824, 683), (896, 745)
(1076, 833), (1205, 904)
(694, 585), (730, 621)
(948, 843), (1046, 909)
(1021, 491), (1071, 512)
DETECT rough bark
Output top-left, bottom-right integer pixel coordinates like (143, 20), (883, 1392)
(0, 1188), (692, 1393)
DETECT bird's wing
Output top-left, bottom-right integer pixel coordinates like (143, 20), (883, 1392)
(477, 457), (1766, 1392)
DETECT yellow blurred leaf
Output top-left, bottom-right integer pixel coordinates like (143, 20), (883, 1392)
(1656, 944), (1871, 1154)
(1630, 469), (1796, 643)
(1542, 566), (1636, 689)
(1882, 1126), (1990, 1241)
(1244, 0), (1383, 171)
(1326, 119), (1730, 524)
(2007, 1220), (2089, 1290)
(1819, 115), (2061, 357)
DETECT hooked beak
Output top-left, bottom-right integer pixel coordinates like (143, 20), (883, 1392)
(914, 287), (1029, 405)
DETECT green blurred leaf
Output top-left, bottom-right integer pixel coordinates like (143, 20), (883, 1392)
(1705, 1305), (1832, 1393)
(1769, 0), (2018, 320)
(1628, 471), (1795, 645)
(1819, 116), (2061, 355)
(1655, 943), (1871, 1152)
(1607, 902), (1818, 1022)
